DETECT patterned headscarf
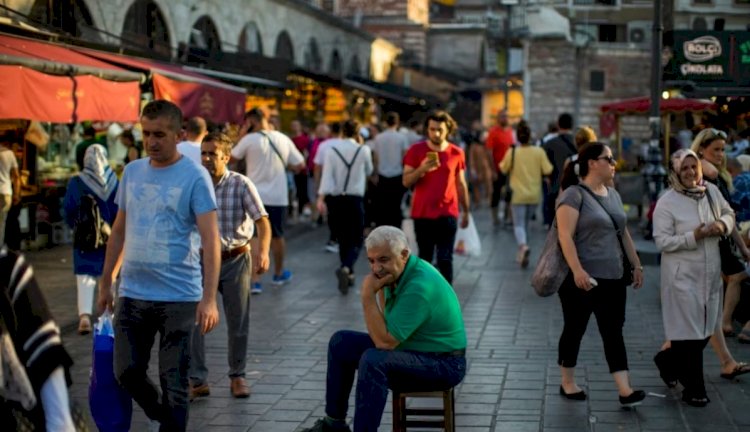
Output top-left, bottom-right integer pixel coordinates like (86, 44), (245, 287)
(79, 144), (117, 201)
(669, 149), (706, 200)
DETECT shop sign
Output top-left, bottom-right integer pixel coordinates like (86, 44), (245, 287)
(668, 30), (750, 87)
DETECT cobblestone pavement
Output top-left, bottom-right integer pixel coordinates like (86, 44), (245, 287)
(26, 211), (750, 432)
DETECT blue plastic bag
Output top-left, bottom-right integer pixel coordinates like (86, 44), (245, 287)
(89, 311), (132, 431)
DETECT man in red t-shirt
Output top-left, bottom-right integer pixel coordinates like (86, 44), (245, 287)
(403, 110), (470, 283)
(290, 120), (311, 217)
(485, 110), (515, 225)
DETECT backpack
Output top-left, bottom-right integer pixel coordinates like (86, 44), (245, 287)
(73, 192), (111, 252)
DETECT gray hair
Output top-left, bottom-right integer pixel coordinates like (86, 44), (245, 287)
(365, 226), (410, 256)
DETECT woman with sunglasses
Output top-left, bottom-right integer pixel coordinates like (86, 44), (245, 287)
(555, 142), (645, 408)
(652, 149), (734, 407)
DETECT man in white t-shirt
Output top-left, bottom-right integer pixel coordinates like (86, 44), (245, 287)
(176, 116), (207, 165)
(0, 138), (20, 246)
(231, 107), (304, 293)
(369, 112), (410, 228)
(313, 122), (343, 253)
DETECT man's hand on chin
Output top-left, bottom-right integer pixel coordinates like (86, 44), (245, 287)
(362, 273), (395, 297)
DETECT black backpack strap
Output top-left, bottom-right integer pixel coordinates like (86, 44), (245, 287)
(331, 145), (364, 194)
(560, 134), (577, 155)
(258, 131), (285, 167)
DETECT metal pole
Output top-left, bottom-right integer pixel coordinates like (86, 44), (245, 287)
(504, 4), (511, 110)
(648, 0), (662, 150)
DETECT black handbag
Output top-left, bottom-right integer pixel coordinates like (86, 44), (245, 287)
(501, 146), (516, 201)
(578, 185), (634, 286)
(705, 189), (743, 270)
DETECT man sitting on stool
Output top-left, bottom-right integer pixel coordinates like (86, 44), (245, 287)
(302, 226), (467, 432)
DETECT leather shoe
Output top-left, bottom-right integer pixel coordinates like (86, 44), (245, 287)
(559, 385), (586, 400)
(231, 377), (250, 398)
(189, 383), (210, 401)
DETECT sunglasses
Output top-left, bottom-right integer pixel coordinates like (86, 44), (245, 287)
(596, 155), (617, 166)
(702, 128), (728, 145)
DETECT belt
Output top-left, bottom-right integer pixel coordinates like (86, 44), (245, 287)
(221, 243), (250, 261)
(428, 348), (466, 358)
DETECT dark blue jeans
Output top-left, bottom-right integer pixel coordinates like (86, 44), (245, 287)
(114, 297), (197, 431)
(325, 330), (466, 432)
(413, 217), (458, 283)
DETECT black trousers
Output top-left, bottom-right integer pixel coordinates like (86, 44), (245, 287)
(668, 338), (711, 398)
(413, 217), (457, 284)
(374, 175), (406, 228)
(558, 274), (629, 372)
(490, 173), (508, 209)
(327, 195), (365, 270)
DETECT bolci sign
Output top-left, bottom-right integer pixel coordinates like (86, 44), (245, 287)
(683, 36), (722, 62)
(666, 30), (750, 87)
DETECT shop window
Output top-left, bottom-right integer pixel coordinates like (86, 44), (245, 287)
(239, 22), (263, 55)
(590, 70), (605, 92)
(122, 0), (171, 58)
(189, 16), (222, 63)
(29, 0), (98, 41)
(275, 31), (295, 63)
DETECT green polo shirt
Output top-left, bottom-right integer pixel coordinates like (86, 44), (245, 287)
(384, 255), (466, 352)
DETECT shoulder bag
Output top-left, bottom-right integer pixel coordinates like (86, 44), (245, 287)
(705, 187), (743, 271)
(501, 146), (516, 202)
(531, 188), (583, 297)
(578, 185), (633, 286)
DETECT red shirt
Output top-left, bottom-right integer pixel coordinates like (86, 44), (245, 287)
(486, 126), (514, 170)
(292, 134), (310, 173)
(404, 141), (466, 219)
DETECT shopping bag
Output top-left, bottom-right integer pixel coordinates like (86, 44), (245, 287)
(401, 218), (419, 255)
(454, 215), (481, 257)
(89, 312), (132, 432)
(530, 222), (569, 297)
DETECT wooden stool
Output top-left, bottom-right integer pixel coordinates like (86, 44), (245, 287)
(392, 388), (455, 431)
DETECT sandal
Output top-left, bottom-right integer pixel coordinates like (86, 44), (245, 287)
(720, 361), (750, 380)
(682, 393), (710, 407)
(737, 329), (750, 344)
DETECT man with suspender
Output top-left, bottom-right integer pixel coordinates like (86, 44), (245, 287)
(317, 120), (374, 294)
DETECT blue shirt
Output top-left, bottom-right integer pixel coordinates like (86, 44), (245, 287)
(116, 156), (217, 302)
(732, 172), (750, 223)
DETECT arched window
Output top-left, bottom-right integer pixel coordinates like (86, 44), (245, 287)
(122, 0), (171, 57)
(329, 50), (342, 77)
(239, 22), (263, 54)
(275, 31), (294, 63)
(189, 16), (222, 62)
(29, 0), (98, 41)
(349, 54), (362, 77)
(304, 38), (322, 72)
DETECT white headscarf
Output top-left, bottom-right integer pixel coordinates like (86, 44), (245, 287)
(79, 144), (117, 201)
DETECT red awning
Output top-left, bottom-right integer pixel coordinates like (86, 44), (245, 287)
(600, 96), (717, 115)
(77, 48), (247, 124)
(0, 65), (140, 123)
(0, 33), (142, 122)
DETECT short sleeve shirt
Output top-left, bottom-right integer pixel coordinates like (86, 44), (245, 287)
(231, 130), (304, 206)
(485, 126), (515, 169)
(404, 142), (465, 219)
(0, 148), (18, 195)
(116, 156), (217, 302)
(557, 185), (626, 280)
(384, 255), (466, 352)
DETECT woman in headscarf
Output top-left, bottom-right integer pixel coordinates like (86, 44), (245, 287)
(652, 149), (733, 407)
(63, 144), (118, 334)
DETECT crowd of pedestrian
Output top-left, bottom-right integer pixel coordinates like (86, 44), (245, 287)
(4, 100), (750, 432)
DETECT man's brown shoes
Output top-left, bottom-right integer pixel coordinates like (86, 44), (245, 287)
(231, 377), (250, 398)
(189, 383), (210, 401)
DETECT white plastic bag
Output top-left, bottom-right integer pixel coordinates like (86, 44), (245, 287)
(401, 218), (419, 255)
(454, 215), (481, 257)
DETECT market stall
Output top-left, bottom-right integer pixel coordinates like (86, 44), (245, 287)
(600, 96), (717, 160)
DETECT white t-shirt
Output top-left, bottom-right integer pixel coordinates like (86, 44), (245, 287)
(177, 140), (202, 166)
(369, 129), (410, 177)
(231, 130), (304, 206)
(0, 147), (18, 195)
(319, 139), (373, 197)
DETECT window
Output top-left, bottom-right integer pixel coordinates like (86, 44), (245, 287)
(598, 24), (625, 42)
(590, 70), (605, 92)
(693, 0), (712, 4)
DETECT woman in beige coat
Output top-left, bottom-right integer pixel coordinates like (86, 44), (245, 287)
(652, 149), (734, 407)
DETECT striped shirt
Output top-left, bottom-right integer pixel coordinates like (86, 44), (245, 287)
(0, 245), (73, 392)
(215, 170), (268, 250)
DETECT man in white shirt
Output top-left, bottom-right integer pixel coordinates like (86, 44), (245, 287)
(231, 107), (305, 293)
(317, 120), (373, 295)
(369, 112), (409, 228)
(313, 122), (342, 253)
(176, 117), (207, 165)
